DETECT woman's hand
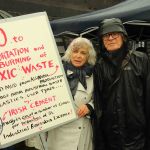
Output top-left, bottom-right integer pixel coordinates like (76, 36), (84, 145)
(77, 104), (90, 118)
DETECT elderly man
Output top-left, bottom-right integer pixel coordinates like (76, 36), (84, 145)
(93, 18), (150, 150)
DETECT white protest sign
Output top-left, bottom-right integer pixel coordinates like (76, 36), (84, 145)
(0, 12), (77, 148)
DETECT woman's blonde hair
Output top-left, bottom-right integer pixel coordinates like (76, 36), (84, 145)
(62, 37), (96, 65)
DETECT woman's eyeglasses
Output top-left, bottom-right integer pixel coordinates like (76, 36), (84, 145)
(103, 32), (120, 40)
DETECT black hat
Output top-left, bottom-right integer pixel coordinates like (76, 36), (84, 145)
(100, 18), (128, 36)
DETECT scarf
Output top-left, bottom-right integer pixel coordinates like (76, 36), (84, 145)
(63, 61), (93, 97)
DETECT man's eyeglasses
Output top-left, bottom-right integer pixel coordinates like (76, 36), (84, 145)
(102, 32), (120, 40)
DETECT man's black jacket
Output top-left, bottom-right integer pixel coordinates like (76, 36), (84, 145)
(93, 50), (150, 150)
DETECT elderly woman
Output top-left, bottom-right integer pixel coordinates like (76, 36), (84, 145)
(47, 37), (96, 150)
(25, 37), (96, 150)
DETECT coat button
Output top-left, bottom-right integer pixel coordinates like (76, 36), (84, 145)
(78, 127), (81, 129)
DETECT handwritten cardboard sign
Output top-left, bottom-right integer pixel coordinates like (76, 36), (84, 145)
(0, 12), (77, 148)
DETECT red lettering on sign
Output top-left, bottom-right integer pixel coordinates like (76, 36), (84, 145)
(0, 28), (7, 47)
(0, 68), (17, 80)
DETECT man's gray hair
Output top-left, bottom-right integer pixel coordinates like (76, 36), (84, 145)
(62, 37), (96, 65)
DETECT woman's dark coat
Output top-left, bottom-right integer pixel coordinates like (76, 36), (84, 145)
(93, 50), (150, 150)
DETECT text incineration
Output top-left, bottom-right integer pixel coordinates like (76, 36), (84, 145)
(0, 47), (29, 61)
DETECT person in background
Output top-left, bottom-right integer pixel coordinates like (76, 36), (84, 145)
(93, 18), (150, 150)
(47, 37), (96, 150)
